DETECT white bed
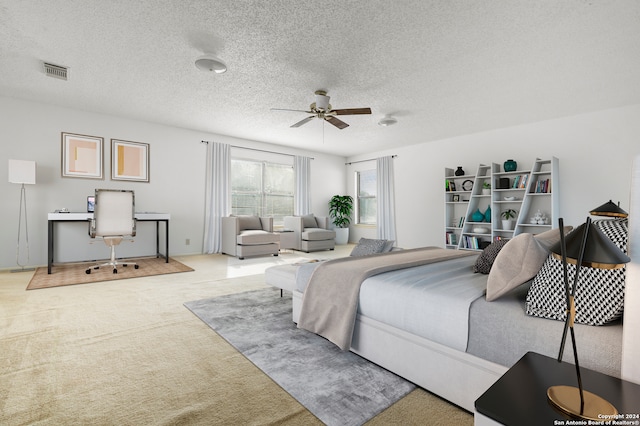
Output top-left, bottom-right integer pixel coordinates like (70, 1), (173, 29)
(267, 155), (640, 414)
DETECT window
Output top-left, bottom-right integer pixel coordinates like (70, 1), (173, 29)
(356, 169), (376, 225)
(231, 159), (294, 223)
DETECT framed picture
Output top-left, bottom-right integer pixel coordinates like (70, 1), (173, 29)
(61, 132), (104, 179)
(449, 181), (456, 191)
(452, 194), (460, 202)
(111, 139), (150, 182)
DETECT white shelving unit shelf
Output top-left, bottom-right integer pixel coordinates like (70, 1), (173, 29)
(445, 157), (559, 251)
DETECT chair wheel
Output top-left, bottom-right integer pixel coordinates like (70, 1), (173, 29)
(86, 269), (91, 274)
(113, 269), (118, 274)
(123, 264), (128, 267)
(134, 265), (139, 269)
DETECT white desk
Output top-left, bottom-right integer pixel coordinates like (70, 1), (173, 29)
(47, 212), (170, 274)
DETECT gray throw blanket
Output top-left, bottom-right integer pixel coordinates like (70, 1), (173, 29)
(297, 247), (476, 350)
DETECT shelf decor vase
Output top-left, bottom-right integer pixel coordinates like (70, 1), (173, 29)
(504, 159), (517, 172)
(484, 206), (492, 223)
(472, 209), (485, 222)
(454, 166), (465, 176)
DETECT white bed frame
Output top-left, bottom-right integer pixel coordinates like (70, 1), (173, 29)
(287, 155), (640, 416)
(292, 293), (506, 412)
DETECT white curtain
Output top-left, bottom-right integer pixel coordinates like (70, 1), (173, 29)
(294, 155), (311, 215)
(203, 142), (231, 253)
(376, 156), (397, 241)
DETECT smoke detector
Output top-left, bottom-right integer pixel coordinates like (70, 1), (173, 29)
(195, 55), (227, 73)
(378, 116), (398, 127)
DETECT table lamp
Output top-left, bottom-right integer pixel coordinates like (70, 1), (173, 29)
(8, 159), (36, 272)
(547, 217), (630, 420)
(590, 200), (628, 218)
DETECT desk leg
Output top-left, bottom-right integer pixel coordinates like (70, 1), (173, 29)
(165, 220), (169, 263)
(48, 220), (54, 274)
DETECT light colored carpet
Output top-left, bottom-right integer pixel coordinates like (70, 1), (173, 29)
(1, 250), (473, 425)
(27, 257), (194, 290)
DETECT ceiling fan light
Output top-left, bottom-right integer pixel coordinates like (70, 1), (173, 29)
(315, 93), (330, 111)
(195, 55), (227, 73)
(378, 116), (398, 127)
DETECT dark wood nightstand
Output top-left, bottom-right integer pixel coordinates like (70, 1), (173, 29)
(474, 352), (640, 426)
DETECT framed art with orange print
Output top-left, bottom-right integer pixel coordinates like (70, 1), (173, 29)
(111, 139), (149, 182)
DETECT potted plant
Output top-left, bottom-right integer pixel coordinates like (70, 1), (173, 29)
(482, 182), (491, 195)
(329, 195), (353, 245)
(501, 209), (518, 230)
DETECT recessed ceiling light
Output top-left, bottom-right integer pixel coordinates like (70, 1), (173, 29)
(378, 116), (398, 127)
(195, 54), (227, 73)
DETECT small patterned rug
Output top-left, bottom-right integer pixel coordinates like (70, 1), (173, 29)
(27, 257), (194, 290)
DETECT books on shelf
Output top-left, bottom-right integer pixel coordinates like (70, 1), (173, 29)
(533, 178), (551, 193)
(445, 232), (458, 245)
(511, 174), (529, 189)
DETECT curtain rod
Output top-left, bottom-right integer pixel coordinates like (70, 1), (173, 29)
(345, 154), (397, 165)
(201, 140), (314, 160)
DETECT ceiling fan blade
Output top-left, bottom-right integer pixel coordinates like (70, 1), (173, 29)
(330, 107), (372, 115)
(325, 116), (349, 129)
(291, 116), (315, 128)
(271, 108), (313, 113)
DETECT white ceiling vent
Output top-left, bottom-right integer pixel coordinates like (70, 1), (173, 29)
(43, 62), (69, 80)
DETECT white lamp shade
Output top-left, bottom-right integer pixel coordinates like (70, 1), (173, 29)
(8, 159), (36, 184)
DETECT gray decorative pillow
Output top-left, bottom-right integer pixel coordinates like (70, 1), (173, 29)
(237, 215), (262, 230)
(486, 233), (548, 301)
(301, 214), (317, 228)
(350, 238), (388, 257)
(473, 239), (508, 274)
(525, 219), (628, 325)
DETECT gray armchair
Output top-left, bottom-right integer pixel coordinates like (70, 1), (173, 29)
(283, 214), (336, 252)
(221, 215), (280, 259)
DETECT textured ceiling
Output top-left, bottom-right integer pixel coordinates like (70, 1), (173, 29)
(1, 1), (640, 157)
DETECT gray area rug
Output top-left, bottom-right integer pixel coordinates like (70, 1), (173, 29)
(184, 288), (415, 426)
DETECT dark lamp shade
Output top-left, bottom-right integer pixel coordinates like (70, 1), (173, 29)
(590, 200), (628, 218)
(550, 222), (630, 269)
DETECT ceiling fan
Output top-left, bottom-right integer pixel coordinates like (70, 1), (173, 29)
(272, 90), (372, 129)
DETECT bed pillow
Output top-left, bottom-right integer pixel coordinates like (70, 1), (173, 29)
(533, 226), (574, 250)
(525, 219), (628, 325)
(350, 238), (388, 256)
(486, 233), (548, 301)
(473, 239), (508, 274)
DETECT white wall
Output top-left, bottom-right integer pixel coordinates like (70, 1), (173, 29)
(0, 96), (347, 269)
(346, 104), (640, 249)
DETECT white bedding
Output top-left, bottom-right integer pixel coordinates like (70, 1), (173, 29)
(358, 255), (485, 351)
(294, 254), (485, 352)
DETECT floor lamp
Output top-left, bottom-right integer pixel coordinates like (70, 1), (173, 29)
(8, 159), (36, 272)
(547, 216), (630, 420)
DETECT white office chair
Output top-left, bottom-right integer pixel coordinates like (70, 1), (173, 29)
(86, 189), (139, 274)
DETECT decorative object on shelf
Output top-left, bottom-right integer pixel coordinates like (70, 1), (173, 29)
(445, 180), (457, 191)
(501, 209), (517, 230)
(462, 179), (473, 191)
(589, 200), (628, 218)
(497, 177), (510, 189)
(546, 217), (629, 420)
(452, 194), (460, 202)
(454, 166), (465, 176)
(530, 209), (549, 225)
(504, 196), (516, 201)
(473, 227), (490, 234)
(472, 209), (485, 222)
(503, 159), (517, 172)
(482, 182), (491, 195)
(484, 206), (492, 223)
